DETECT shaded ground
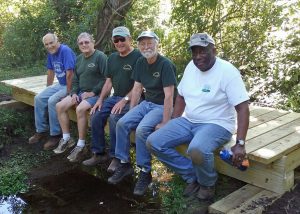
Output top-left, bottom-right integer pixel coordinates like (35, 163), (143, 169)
(1, 95), (300, 213)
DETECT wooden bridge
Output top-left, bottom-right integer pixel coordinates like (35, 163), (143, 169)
(2, 75), (300, 213)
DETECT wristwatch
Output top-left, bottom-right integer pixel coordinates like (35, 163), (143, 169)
(236, 139), (245, 146)
(124, 96), (130, 102)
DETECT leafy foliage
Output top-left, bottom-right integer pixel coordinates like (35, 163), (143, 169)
(0, 108), (34, 147)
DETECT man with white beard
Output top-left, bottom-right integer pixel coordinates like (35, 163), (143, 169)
(108, 31), (177, 196)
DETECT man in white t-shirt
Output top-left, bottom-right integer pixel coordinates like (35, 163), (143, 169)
(147, 33), (249, 200)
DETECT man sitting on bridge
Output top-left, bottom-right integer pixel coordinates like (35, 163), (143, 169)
(53, 32), (107, 162)
(28, 33), (76, 150)
(147, 33), (250, 200)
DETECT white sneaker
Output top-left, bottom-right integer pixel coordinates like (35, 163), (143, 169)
(67, 146), (86, 162)
(53, 138), (75, 154)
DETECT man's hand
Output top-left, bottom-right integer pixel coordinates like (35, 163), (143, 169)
(90, 99), (102, 114)
(71, 94), (80, 105)
(231, 143), (246, 167)
(111, 99), (127, 114)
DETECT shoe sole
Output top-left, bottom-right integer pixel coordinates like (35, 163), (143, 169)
(107, 168), (134, 185)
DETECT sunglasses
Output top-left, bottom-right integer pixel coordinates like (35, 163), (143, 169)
(78, 41), (90, 46)
(113, 37), (126, 44)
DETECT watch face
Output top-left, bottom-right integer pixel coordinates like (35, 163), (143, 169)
(124, 96), (129, 101)
(238, 140), (245, 145)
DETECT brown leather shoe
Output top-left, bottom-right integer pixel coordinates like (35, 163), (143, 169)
(197, 185), (215, 200)
(28, 132), (47, 144)
(82, 153), (109, 166)
(183, 181), (200, 197)
(43, 135), (61, 150)
(107, 158), (120, 173)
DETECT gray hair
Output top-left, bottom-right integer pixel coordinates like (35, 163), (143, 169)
(77, 32), (95, 43)
(42, 33), (58, 43)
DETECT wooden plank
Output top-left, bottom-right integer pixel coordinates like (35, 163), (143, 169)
(208, 184), (263, 214)
(246, 112), (300, 140)
(249, 105), (276, 117)
(215, 155), (294, 194)
(251, 132), (300, 164)
(249, 110), (289, 129)
(12, 88), (36, 106)
(276, 148), (300, 172)
(227, 189), (280, 214)
(246, 118), (300, 156)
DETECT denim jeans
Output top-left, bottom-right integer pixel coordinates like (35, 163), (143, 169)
(115, 100), (164, 172)
(90, 96), (129, 157)
(147, 117), (232, 186)
(34, 83), (67, 136)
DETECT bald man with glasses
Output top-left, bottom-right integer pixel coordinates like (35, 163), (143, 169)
(28, 33), (76, 150)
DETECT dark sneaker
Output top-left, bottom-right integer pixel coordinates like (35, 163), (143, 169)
(28, 132), (47, 144)
(43, 135), (61, 150)
(183, 181), (200, 197)
(53, 138), (75, 154)
(197, 185), (215, 200)
(107, 163), (134, 185)
(82, 153), (109, 166)
(67, 146), (86, 162)
(133, 171), (152, 196)
(107, 158), (120, 173)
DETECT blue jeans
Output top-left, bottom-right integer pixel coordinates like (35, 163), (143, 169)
(147, 117), (232, 186)
(90, 96), (129, 157)
(115, 100), (164, 172)
(34, 83), (67, 136)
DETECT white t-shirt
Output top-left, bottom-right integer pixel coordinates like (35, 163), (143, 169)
(177, 57), (249, 133)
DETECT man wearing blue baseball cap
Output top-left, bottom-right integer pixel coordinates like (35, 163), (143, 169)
(147, 32), (249, 200)
(108, 31), (177, 196)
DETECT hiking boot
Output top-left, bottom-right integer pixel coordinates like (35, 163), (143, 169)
(53, 138), (75, 154)
(133, 171), (152, 196)
(197, 185), (215, 200)
(107, 158), (120, 173)
(67, 146), (86, 162)
(43, 135), (61, 150)
(183, 181), (200, 197)
(28, 132), (47, 144)
(82, 153), (109, 166)
(107, 163), (134, 185)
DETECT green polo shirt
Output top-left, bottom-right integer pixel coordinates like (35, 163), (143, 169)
(106, 49), (141, 96)
(71, 50), (107, 95)
(132, 54), (177, 105)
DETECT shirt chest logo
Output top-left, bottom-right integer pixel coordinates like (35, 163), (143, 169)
(123, 64), (132, 71)
(202, 84), (211, 92)
(153, 72), (160, 78)
(88, 63), (95, 68)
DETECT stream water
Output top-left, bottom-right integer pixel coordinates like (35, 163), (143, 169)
(0, 165), (162, 213)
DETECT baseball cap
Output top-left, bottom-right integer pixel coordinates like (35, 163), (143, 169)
(112, 26), (131, 37)
(189, 33), (215, 49)
(137, 31), (159, 41)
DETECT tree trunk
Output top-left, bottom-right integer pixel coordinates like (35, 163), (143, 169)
(95, 0), (132, 50)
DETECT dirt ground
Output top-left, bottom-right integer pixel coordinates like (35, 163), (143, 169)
(1, 94), (300, 213)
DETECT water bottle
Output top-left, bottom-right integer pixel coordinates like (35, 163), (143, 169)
(219, 149), (249, 171)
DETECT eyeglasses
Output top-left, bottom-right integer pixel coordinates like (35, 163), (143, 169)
(113, 37), (126, 44)
(78, 41), (90, 46)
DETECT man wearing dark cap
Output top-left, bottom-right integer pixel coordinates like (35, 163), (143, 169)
(81, 26), (141, 172)
(108, 31), (177, 196)
(147, 33), (249, 200)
